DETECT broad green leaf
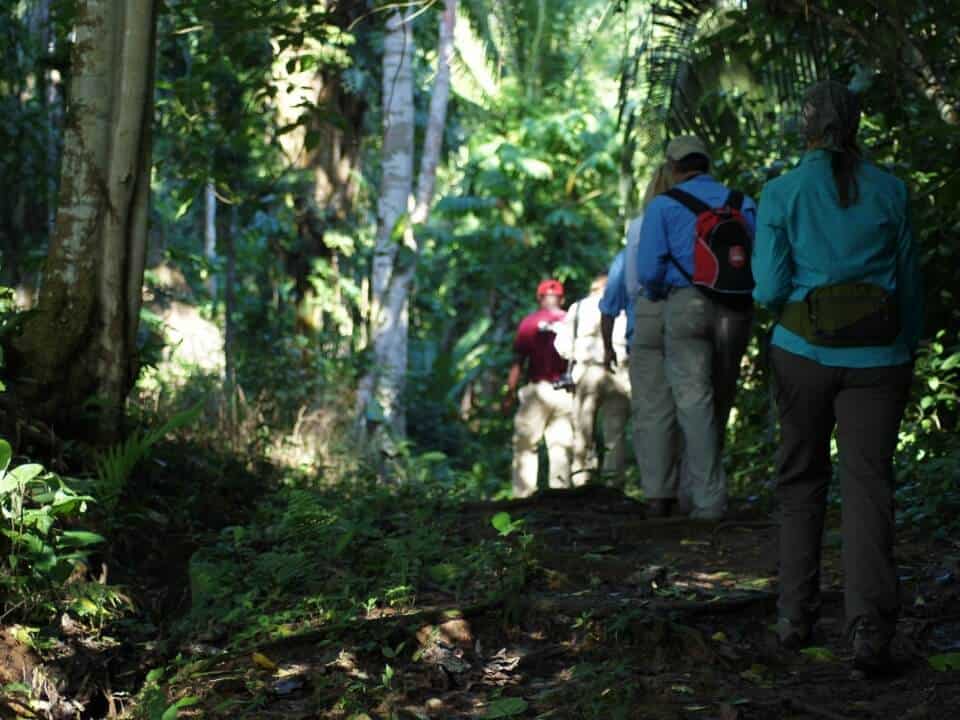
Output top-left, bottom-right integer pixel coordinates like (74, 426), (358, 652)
(484, 697), (528, 718)
(928, 653), (960, 671)
(0, 473), (19, 494)
(491, 512), (518, 536)
(10, 464), (45, 486)
(59, 530), (106, 547)
(941, 352), (960, 371)
(22, 508), (54, 535)
(161, 696), (200, 720)
(0, 439), (12, 473)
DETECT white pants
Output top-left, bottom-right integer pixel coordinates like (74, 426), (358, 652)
(512, 381), (575, 497)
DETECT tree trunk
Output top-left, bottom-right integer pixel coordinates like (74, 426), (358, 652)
(7, 0), (158, 440)
(204, 182), (217, 297)
(357, 1), (457, 440)
(412, 0), (457, 226)
(220, 202), (239, 435)
(355, 10), (416, 437)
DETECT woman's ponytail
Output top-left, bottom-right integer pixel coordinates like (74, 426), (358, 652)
(801, 81), (863, 209)
(831, 141), (861, 209)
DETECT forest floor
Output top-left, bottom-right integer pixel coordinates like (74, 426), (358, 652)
(154, 485), (959, 720)
(3, 462), (959, 720)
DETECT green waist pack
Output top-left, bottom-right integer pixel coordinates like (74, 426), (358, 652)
(779, 282), (900, 348)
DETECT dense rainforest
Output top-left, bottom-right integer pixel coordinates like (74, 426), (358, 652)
(0, 0), (958, 718)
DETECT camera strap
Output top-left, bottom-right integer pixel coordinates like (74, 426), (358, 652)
(561, 298), (584, 379)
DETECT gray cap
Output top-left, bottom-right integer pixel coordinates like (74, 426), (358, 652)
(802, 80), (861, 151)
(666, 135), (710, 163)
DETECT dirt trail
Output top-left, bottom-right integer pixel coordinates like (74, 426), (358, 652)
(176, 486), (960, 719)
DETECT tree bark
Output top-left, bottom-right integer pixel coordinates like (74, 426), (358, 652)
(413, 0), (457, 226)
(357, 1), (457, 440)
(355, 9), (416, 437)
(7, 0), (158, 440)
(221, 202), (239, 434)
(204, 182), (217, 297)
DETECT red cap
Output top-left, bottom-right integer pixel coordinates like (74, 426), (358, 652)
(537, 279), (564, 298)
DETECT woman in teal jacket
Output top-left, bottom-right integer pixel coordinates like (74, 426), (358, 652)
(752, 81), (923, 670)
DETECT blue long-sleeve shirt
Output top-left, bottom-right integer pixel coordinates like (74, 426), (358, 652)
(752, 149), (923, 368)
(599, 250), (634, 342)
(636, 174), (757, 300)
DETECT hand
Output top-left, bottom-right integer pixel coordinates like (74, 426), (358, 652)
(501, 393), (516, 416)
(604, 347), (618, 372)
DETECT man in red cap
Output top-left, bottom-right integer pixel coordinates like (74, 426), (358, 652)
(502, 279), (574, 497)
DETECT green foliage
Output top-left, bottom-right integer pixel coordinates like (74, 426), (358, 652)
(0, 439), (105, 623)
(94, 404), (203, 519)
(177, 453), (536, 646)
(483, 696), (528, 718)
(407, 94), (621, 469)
(929, 653), (960, 672)
(896, 329), (960, 533)
(138, 667), (201, 720)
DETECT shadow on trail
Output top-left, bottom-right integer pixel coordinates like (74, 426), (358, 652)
(160, 485), (960, 719)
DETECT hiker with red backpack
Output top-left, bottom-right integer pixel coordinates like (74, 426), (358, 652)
(635, 136), (757, 520)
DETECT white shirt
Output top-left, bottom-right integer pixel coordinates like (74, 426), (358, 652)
(553, 292), (628, 370)
(624, 214), (644, 301)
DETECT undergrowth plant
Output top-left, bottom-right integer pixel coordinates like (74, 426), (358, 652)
(0, 439), (107, 624)
(896, 329), (960, 535)
(94, 403), (203, 520)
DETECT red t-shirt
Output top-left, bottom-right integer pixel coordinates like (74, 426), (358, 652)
(514, 308), (568, 383)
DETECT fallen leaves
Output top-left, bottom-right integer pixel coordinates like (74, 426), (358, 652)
(251, 651), (277, 671)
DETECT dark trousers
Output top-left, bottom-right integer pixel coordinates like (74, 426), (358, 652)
(712, 305), (753, 449)
(771, 346), (912, 634)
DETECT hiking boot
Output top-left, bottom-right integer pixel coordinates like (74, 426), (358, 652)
(647, 498), (676, 518)
(851, 617), (893, 671)
(775, 617), (813, 650)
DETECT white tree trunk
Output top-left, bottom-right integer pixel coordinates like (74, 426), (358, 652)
(98, 0), (156, 426)
(356, 10), (415, 436)
(204, 182), (218, 297)
(412, 0), (457, 224)
(11, 0), (158, 437)
(357, 2), (457, 441)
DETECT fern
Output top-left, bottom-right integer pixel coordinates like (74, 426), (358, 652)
(94, 404), (203, 516)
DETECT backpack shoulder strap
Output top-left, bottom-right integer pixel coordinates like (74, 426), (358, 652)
(664, 188), (711, 216)
(726, 190), (744, 210)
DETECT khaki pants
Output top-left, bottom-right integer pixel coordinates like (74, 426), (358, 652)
(571, 364), (632, 487)
(512, 381), (575, 497)
(629, 297), (680, 500)
(664, 288), (725, 519)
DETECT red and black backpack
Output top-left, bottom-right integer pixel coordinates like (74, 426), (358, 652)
(665, 188), (755, 310)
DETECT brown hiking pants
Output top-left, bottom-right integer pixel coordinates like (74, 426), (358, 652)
(771, 346), (912, 635)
